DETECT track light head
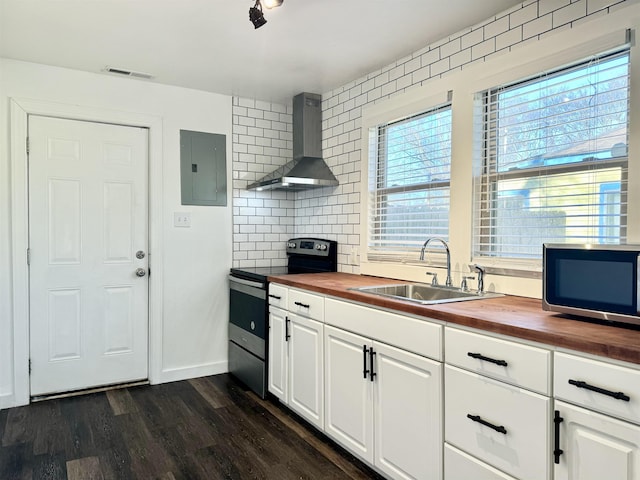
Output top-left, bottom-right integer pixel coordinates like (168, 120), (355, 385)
(249, 0), (267, 29)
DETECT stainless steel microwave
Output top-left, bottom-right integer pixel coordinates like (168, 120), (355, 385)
(543, 243), (640, 327)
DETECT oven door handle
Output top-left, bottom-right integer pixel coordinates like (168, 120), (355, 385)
(228, 275), (265, 290)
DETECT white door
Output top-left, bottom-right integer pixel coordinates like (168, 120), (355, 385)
(324, 325), (374, 464)
(28, 115), (149, 396)
(268, 307), (288, 402)
(288, 314), (324, 429)
(555, 400), (640, 480)
(373, 340), (442, 480)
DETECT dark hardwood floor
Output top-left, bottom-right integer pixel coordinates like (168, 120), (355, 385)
(0, 374), (384, 480)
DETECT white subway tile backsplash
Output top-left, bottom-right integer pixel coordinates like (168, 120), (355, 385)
(553, 0), (587, 26)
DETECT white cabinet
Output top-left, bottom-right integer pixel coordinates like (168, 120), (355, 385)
(288, 313), (324, 428)
(555, 400), (640, 480)
(268, 285), (324, 430)
(444, 326), (551, 480)
(268, 306), (288, 402)
(324, 324), (443, 480)
(554, 352), (640, 480)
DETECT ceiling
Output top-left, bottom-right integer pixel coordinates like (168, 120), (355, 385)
(0, 0), (523, 104)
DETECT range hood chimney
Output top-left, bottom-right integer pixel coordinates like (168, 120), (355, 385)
(247, 92), (339, 191)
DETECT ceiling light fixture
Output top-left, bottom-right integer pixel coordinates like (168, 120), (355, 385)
(249, 0), (283, 29)
(249, 0), (267, 29)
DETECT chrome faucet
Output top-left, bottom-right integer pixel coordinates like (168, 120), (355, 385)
(420, 238), (452, 287)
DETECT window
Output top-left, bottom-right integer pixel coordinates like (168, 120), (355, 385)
(474, 51), (630, 260)
(368, 105), (452, 259)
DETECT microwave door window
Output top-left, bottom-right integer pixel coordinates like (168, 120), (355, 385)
(553, 255), (637, 315)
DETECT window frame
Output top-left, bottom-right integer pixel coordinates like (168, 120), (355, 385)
(473, 49), (630, 263)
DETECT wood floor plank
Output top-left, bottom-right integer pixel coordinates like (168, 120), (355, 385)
(66, 456), (104, 480)
(188, 377), (233, 409)
(105, 389), (138, 416)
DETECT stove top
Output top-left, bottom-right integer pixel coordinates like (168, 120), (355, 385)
(230, 266), (289, 282)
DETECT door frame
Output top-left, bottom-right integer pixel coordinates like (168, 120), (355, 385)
(10, 97), (164, 406)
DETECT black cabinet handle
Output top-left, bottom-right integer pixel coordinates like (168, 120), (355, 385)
(467, 352), (508, 367)
(285, 316), (290, 341)
(568, 379), (630, 402)
(466, 414), (507, 434)
(269, 294), (281, 300)
(553, 410), (564, 464)
(363, 345), (369, 379)
(369, 348), (377, 382)
(294, 301), (310, 309)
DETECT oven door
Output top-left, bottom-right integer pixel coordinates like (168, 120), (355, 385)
(228, 275), (268, 397)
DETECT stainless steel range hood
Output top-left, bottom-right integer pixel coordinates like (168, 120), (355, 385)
(247, 93), (338, 191)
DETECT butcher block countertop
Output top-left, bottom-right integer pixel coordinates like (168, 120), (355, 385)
(269, 272), (640, 366)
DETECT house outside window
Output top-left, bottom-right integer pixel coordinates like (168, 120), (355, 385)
(367, 106), (452, 260)
(473, 51), (630, 261)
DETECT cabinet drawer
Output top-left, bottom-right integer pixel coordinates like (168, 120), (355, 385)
(325, 298), (442, 360)
(445, 327), (551, 395)
(288, 288), (324, 321)
(445, 365), (550, 480)
(554, 352), (640, 425)
(445, 443), (517, 480)
(268, 283), (288, 309)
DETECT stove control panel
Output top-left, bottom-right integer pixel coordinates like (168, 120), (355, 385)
(286, 238), (335, 257)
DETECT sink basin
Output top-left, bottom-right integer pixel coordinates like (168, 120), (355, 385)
(350, 283), (503, 305)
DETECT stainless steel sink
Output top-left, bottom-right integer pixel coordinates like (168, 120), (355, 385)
(350, 283), (503, 305)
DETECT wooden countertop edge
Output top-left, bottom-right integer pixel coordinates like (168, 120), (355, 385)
(269, 272), (640, 365)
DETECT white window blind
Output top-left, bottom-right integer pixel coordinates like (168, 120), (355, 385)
(473, 50), (630, 260)
(368, 105), (452, 260)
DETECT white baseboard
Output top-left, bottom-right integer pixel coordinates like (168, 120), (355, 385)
(157, 360), (228, 384)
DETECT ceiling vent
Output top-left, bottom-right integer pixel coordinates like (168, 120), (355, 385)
(103, 66), (154, 80)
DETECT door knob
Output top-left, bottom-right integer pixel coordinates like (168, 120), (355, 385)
(136, 250), (146, 259)
(135, 268), (146, 277)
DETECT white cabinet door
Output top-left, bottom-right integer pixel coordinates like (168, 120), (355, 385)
(555, 400), (640, 480)
(445, 443), (518, 480)
(268, 307), (288, 403)
(324, 325), (375, 464)
(374, 340), (442, 480)
(288, 314), (324, 429)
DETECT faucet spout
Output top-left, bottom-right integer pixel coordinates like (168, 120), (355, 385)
(420, 237), (452, 287)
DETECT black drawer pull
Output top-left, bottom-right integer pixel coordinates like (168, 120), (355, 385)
(363, 345), (369, 379)
(568, 379), (630, 402)
(294, 301), (310, 309)
(553, 410), (564, 464)
(466, 414), (507, 434)
(467, 352), (508, 367)
(268, 294), (282, 300)
(285, 316), (290, 341)
(369, 348), (377, 382)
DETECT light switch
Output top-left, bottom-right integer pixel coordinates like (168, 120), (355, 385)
(174, 212), (191, 228)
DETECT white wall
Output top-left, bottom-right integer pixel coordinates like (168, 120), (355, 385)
(0, 59), (232, 408)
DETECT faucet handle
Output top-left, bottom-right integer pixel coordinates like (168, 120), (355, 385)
(472, 264), (485, 293)
(425, 272), (439, 286)
(461, 276), (475, 292)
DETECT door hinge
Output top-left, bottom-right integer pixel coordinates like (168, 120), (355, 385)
(29, 358), (32, 375)
(26, 137), (30, 155)
(27, 248), (31, 265)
